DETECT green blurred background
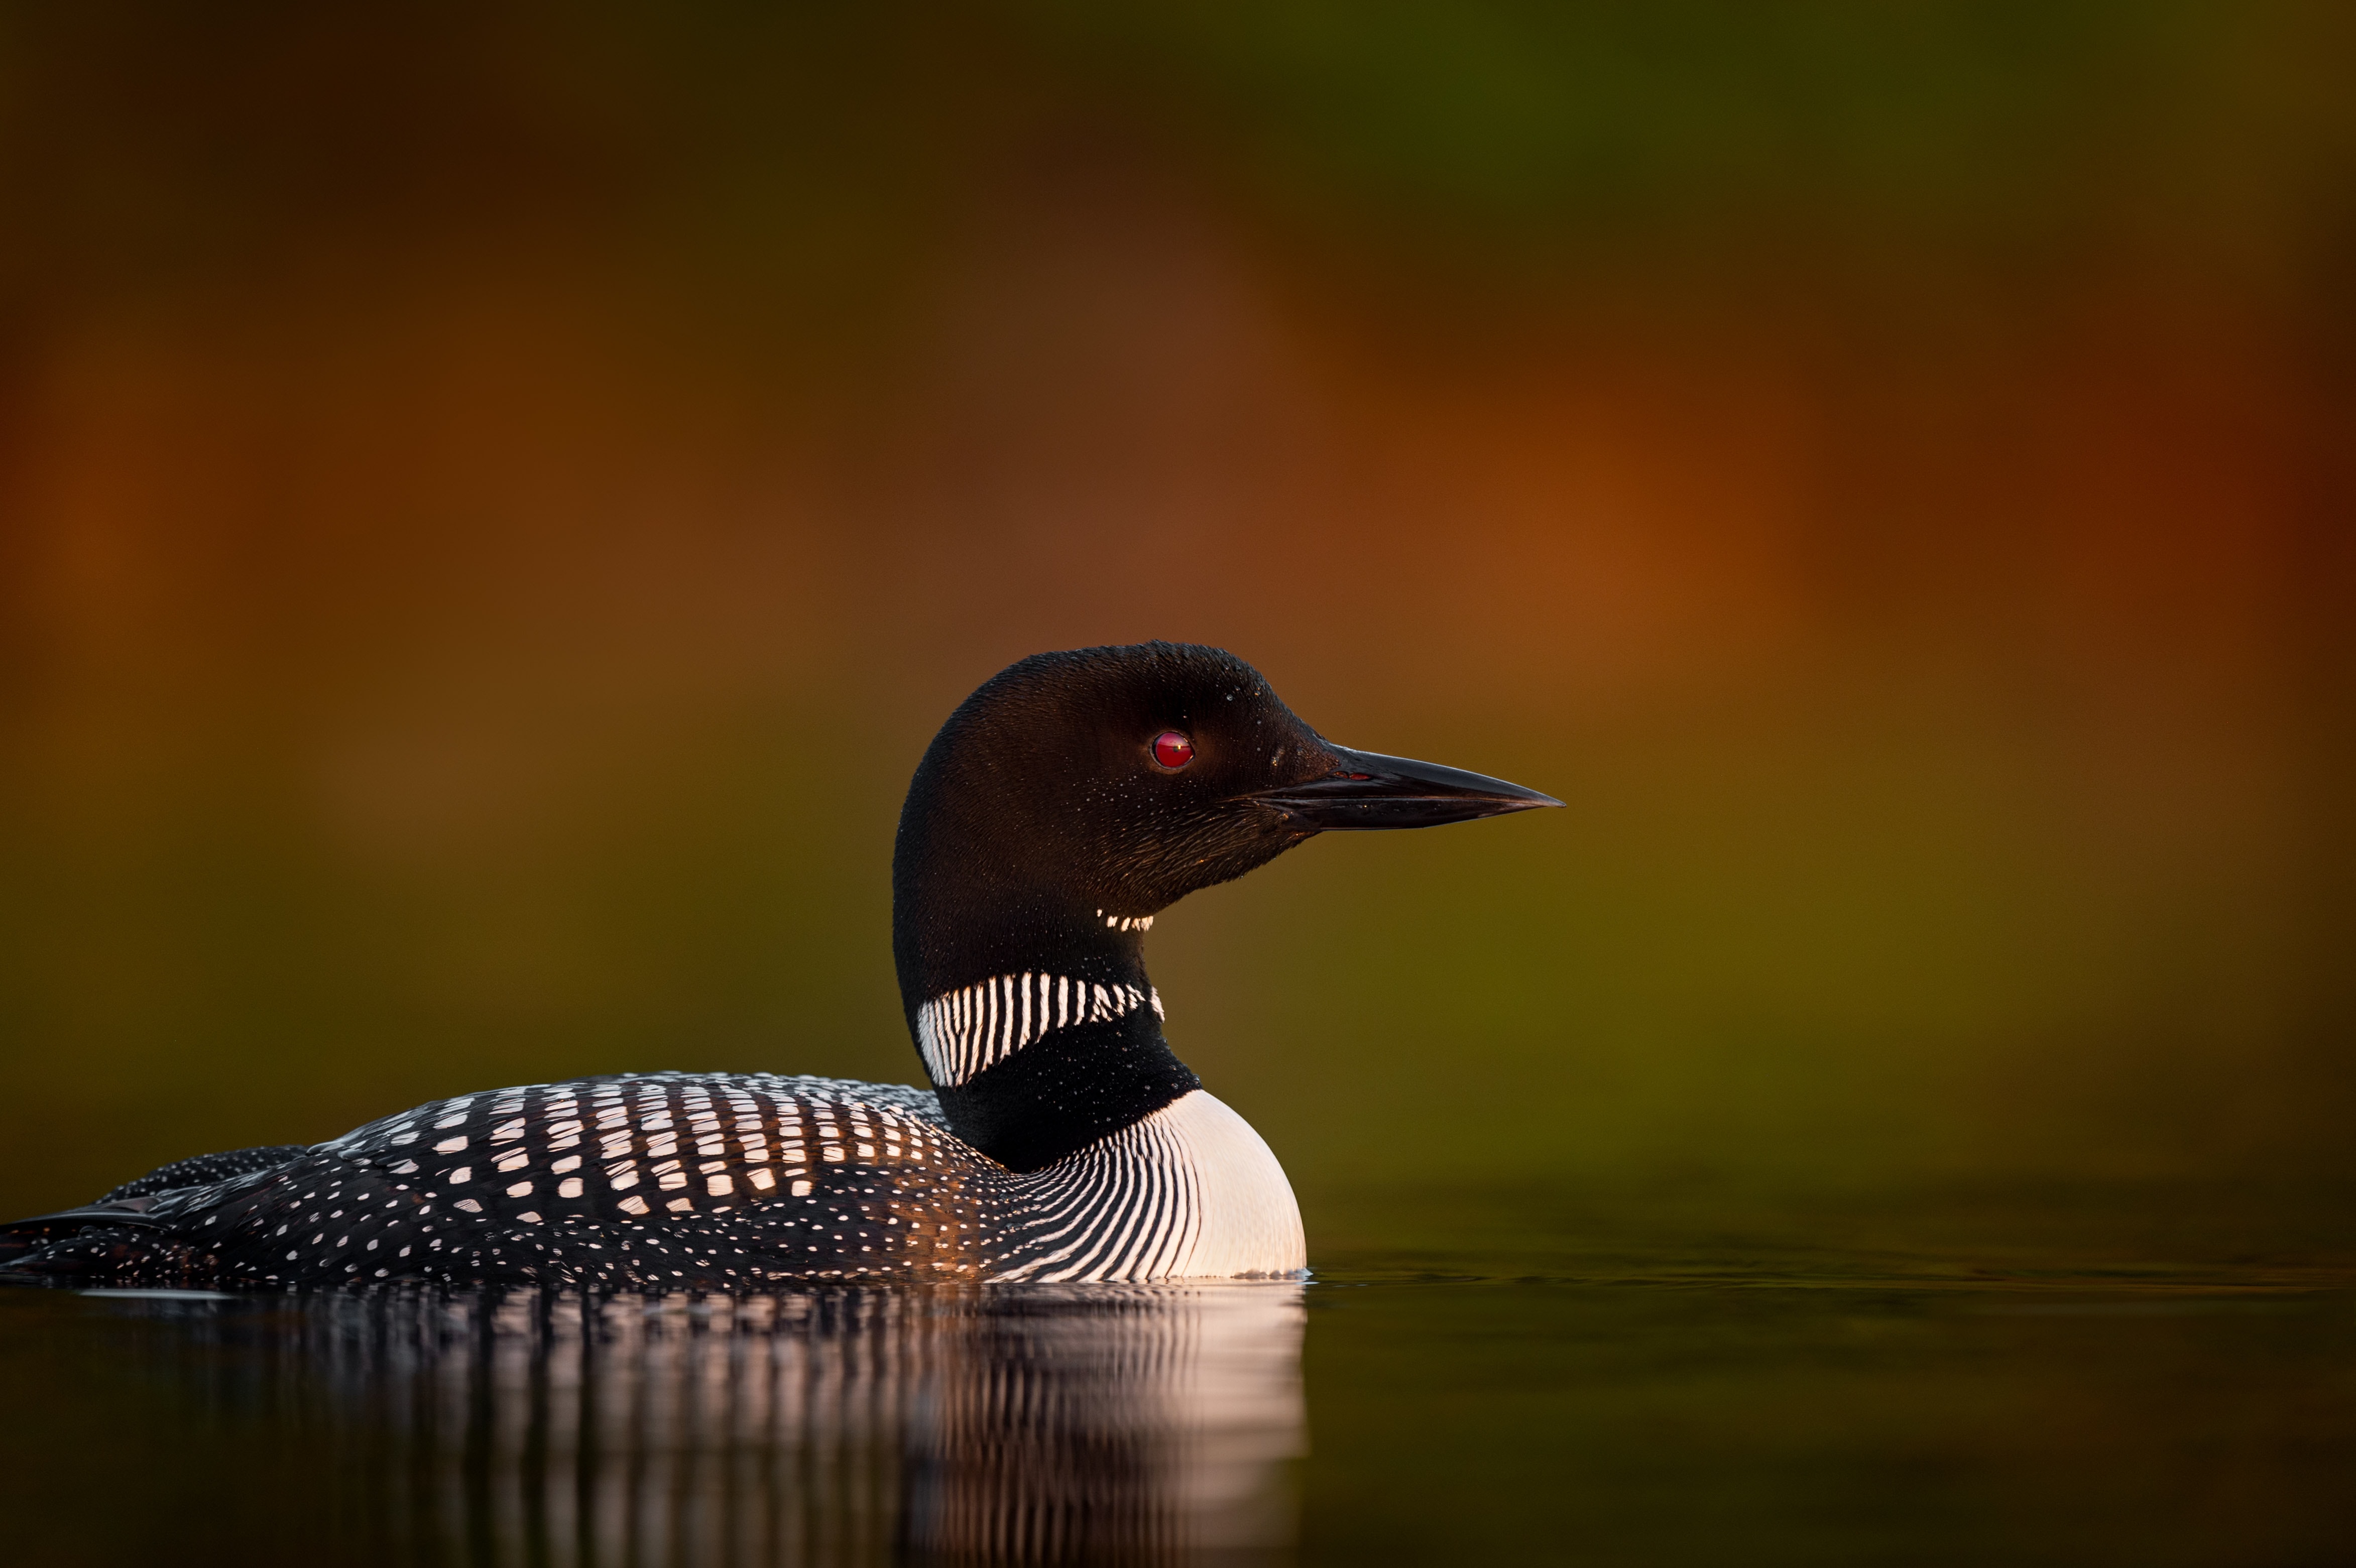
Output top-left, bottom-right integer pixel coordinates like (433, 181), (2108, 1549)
(4, 3), (2353, 1245)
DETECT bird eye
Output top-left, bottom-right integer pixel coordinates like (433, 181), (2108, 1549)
(1150, 731), (1195, 770)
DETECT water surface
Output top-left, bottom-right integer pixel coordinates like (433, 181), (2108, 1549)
(5, 1188), (2351, 1565)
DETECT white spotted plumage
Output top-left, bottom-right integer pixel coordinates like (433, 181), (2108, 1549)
(11, 1072), (1300, 1287)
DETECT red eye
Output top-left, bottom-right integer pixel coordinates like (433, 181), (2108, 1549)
(1151, 731), (1195, 770)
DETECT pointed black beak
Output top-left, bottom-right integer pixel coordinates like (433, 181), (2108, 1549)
(1243, 744), (1562, 830)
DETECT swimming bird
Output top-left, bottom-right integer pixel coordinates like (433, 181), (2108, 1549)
(1, 643), (1555, 1288)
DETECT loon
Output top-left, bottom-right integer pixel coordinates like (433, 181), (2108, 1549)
(0, 643), (1555, 1289)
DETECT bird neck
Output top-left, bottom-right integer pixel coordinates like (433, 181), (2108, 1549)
(891, 880), (1199, 1172)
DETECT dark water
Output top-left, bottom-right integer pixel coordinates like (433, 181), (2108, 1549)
(5, 1193), (2353, 1566)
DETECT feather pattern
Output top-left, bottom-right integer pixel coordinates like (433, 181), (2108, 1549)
(1, 1074), (1301, 1287)
(914, 973), (1162, 1087)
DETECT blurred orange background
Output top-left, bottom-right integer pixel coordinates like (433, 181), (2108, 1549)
(4, 6), (2352, 1240)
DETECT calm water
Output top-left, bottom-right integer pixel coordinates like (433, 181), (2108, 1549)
(5, 1191), (2352, 1566)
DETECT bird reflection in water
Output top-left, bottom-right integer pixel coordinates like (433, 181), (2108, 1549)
(105, 1280), (1305, 1565)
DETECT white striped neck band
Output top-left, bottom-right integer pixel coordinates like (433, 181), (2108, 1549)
(914, 973), (1163, 1089)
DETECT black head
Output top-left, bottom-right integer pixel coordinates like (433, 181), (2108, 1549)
(890, 641), (1557, 1167)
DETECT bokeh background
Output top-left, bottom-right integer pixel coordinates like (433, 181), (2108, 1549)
(5, 4), (2353, 1249)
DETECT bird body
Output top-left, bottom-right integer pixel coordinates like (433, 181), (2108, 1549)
(13, 1075), (1300, 1287)
(3, 643), (1553, 1289)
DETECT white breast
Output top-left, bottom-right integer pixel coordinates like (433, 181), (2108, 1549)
(1143, 1091), (1307, 1279)
(989, 1090), (1306, 1283)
